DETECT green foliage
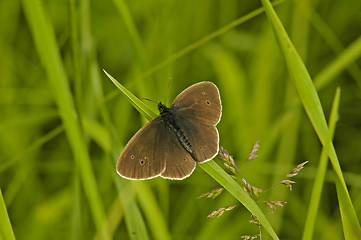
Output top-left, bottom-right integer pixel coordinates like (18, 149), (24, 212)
(1, 0), (360, 239)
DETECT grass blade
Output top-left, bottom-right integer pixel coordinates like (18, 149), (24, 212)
(315, 36), (361, 90)
(0, 188), (15, 240)
(261, 0), (361, 238)
(103, 70), (157, 120)
(22, 1), (109, 239)
(105, 74), (172, 239)
(114, 180), (150, 240)
(302, 88), (340, 240)
(200, 161), (279, 239)
(143, 0), (286, 77)
(134, 182), (172, 240)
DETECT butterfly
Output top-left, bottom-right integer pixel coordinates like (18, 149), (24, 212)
(117, 81), (222, 180)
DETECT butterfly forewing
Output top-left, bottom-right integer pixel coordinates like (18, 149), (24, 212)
(117, 118), (166, 180)
(171, 81), (221, 126)
(161, 128), (196, 179)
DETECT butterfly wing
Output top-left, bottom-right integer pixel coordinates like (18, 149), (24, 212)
(170, 81), (221, 163)
(171, 81), (222, 125)
(161, 127), (196, 179)
(117, 117), (166, 180)
(175, 116), (219, 163)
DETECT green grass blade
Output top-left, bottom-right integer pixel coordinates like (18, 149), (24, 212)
(122, 199), (150, 240)
(21, 1), (109, 239)
(113, 179), (150, 240)
(103, 70), (157, 120)
(134, 182), (172, 240)
(0, 126), (64, 173)
(0, 188), (15, 240)
(105, 72), (172, 239)
(112, 0), (147, 66)
(82, 118), (112, 153)
(200, 161), (279, 240)
(302, 88), (340, 240)
(315, 36), (361, 90)
(74, 0), (151, 237)
(143, 0), (286, 77)
(104, 72), (166, 239)
(261, 0), (361, 238)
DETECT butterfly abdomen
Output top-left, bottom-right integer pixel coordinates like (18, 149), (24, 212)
(175, 128), (194, 154)
(159, 103), (194, 155)
(163, 116), (194, 154)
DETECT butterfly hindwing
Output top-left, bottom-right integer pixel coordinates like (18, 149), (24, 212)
(117, 117), (166, 180)
(170, 81), (221, 163)
(161, 127), (196, 179)
(174, 116), (219, 163)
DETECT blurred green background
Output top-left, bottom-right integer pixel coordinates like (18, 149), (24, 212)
(1, 0), (361, 239)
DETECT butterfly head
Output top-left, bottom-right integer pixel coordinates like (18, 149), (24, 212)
(158, 102), (169, 115)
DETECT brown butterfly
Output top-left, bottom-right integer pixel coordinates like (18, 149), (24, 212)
(117, 81), (222, 180)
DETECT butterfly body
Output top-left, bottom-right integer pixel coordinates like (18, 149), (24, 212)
(159, 102), (194, 154)
(117, 81), (222, 180)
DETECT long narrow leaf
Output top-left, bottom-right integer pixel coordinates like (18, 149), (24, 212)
(200, 161), (279, 239)
(22, 1), (109, 239)
(302, 88), (340, 240)
(0, 188), (15, 240)
(261, 0), (361, 238)
(103, 71), (157, 121)
(143, 0), (286, 77)
(104, 73), (173, 239)
(134, 182), (172, 240)
(315, 36), (361, 90)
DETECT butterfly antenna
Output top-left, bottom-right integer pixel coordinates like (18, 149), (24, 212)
(164, 77), (172, 105)
(140, 97), (158, 104)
